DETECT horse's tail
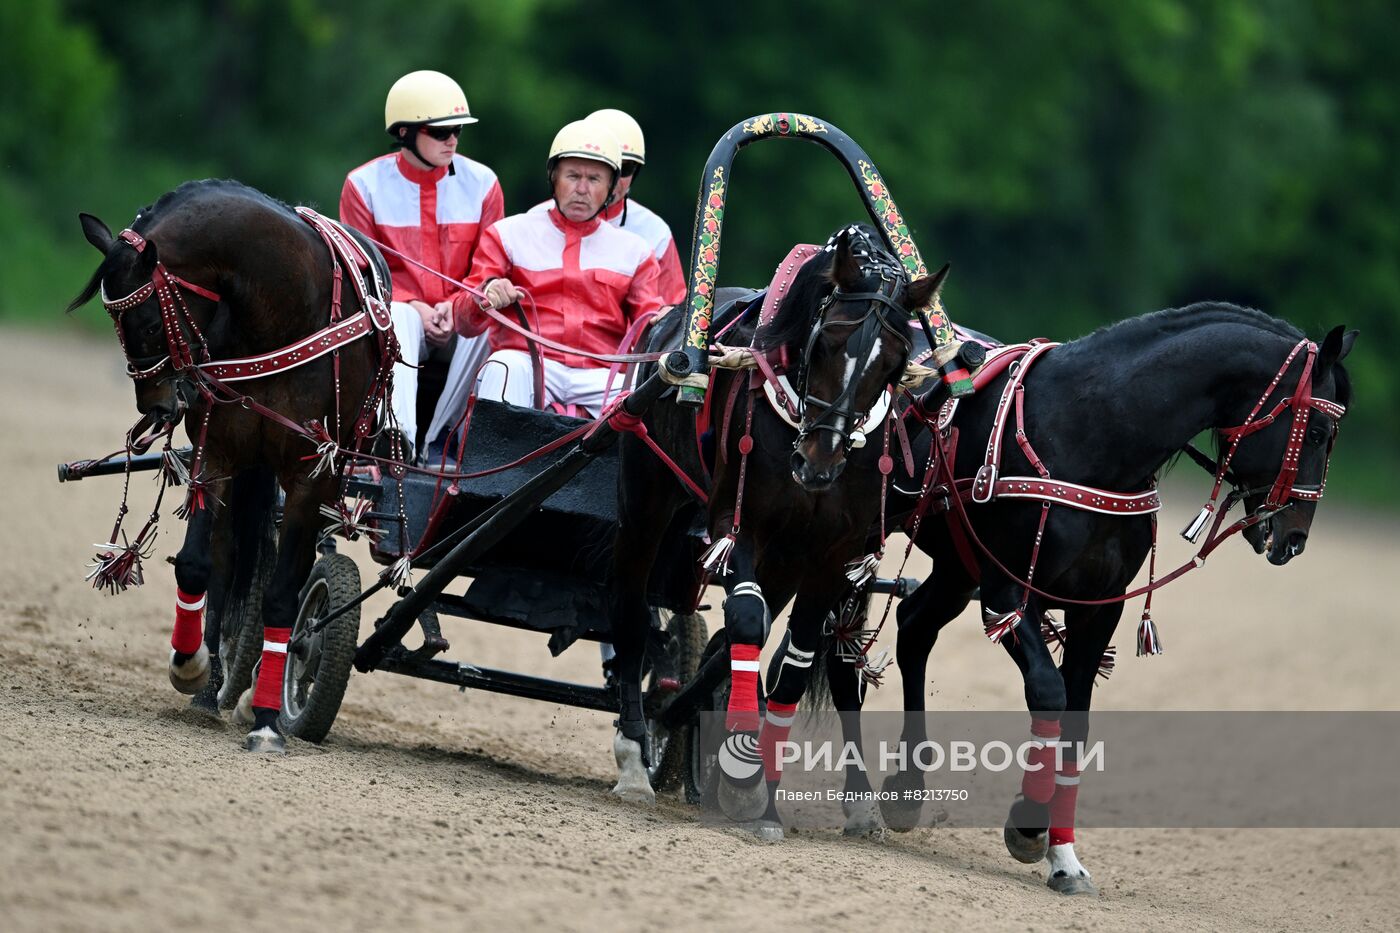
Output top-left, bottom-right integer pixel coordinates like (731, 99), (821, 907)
(224, 466), (279, 622)
(801, 625), (837, 712)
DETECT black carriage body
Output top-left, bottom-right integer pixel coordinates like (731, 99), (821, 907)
(354, 400), (704, 648)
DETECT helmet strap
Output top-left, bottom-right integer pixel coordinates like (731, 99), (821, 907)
(396, 125), (454, 175)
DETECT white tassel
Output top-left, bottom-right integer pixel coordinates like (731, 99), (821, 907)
(858, 648), (891, 686)
(983, 607), (1023, 644)
(1181, 504), (1213, 543)
(160, 448), (190, 487)
(380, 556), (413, 589)
(319, 496), (383, 542)
(844, 553), (881, 587)
(700, 534), (736, 576)
(309, 440), (339, 479)
(1136, 612), (1163, 656)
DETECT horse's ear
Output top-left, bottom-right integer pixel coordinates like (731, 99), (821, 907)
(905, 262), (951, 311)
(79, 213), (113, 254)
(1319, 325), (1358, 370)
(829, 230), (862, 290)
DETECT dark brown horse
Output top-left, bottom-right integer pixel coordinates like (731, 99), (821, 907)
(608, 225), (946, 831)
(70, 179), (393, 753)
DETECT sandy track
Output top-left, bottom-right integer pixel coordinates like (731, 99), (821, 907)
(2, 326), (1396, 932)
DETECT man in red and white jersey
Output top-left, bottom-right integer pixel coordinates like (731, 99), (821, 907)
(454, 118), (666, 417)
(340, 70), (503, 460)
(528, 108), (685, 306)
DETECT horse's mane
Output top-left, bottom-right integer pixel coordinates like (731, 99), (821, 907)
(68, 179), (298, 313)
(1076, 301), (1305, 347)
(1073, 300), (1352, 407)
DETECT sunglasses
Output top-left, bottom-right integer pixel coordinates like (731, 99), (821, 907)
(421, 124), (463, 141)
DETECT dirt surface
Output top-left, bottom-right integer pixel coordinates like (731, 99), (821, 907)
(3, 326), (1397, 932)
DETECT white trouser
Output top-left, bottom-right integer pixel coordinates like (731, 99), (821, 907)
(474, 349), (614, 417)
(390, 301), (491, 456)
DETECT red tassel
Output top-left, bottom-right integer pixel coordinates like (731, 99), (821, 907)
(983, 607), (1022, 644)
(1136, 612), (1163, 657)
(85, 531), (155, 595)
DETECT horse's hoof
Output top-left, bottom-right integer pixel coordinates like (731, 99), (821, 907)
(168, 645), (210, 695)
(611, 732), (657, 806)
(231, 687), (255, 727)
(242, 726), (287, 755)
(751, 819), (785, 842)
(187, 686), (221, 720)
(1005, 819), (1050, 864)
(1004, 796), (1051, 863)
(843, 799), (889, 839)
(1046, 843), (1097, 896)
(1047, 872), (1099, 896)
(717, 775), (769, 822)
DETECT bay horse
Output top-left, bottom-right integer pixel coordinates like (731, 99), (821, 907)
(69, 179), (394, 754)
(608, 224), (947, 830)
(820, 303), (1355, 891)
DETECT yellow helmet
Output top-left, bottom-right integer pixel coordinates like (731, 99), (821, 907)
(547, 118), (622, 174)
(384, 70), (477, 133)
(587, 108), (645, 165)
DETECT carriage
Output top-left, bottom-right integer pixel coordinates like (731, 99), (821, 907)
(58, 113), (943, 798)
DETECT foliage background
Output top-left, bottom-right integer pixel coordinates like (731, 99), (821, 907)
(3, 0), (1394, 502)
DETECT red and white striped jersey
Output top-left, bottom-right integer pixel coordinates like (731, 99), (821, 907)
(340, 151), (504, 305)
(530, 196), (686, 306)
(455, 207), (665, 369)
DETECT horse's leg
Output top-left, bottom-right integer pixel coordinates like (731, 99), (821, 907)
(984, 583), (1067, 864)
(878, 565), (977, 828)
(714, 536), (776, 823)
(187, 504), (235, 716)
(752, 586), (838, 840)
(167, 477), (229, 695)
(1038, 603), (1120, 897)
(239, 475), (326, 754)
(608, 458), (683, 806)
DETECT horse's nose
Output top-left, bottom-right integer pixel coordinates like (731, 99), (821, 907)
(790, 451), (845, 491)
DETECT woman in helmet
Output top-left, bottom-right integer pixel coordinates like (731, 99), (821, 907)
(340, 70), (503, 461)
(453, 118), (665, 417)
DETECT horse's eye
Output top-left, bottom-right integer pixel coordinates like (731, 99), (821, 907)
(1307, 426), (1328, 445)
(142, 322), (163, 339)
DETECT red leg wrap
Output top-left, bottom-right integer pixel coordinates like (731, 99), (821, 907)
(1020, 717), (1061, 804)
(251, 626), (291, 711)
(1048, 762), (1080, 847)
(726, 643), (762, 732)
(172, 588), (206, 655)
(760, 700), (799, 782)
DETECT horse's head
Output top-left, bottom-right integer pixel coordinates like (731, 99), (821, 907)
(1228, 325), (1356, 565)
(772, 224), (948, 491)
(70, 212), (220, 426)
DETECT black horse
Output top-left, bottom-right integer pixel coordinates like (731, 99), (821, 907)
(608, 224), (947, 826)
(821, 303), (1355, 891)
(70, 179), (393, 754)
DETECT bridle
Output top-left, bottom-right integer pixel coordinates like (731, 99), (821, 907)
(1184, 337), (1346, 541)
(794, 234), (913, 452)
(99, 228), (220, 382)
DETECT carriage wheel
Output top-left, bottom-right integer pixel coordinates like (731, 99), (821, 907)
(683, 628), (732, 806)
(216, 531), (276, 711)
(278, 553), (360, 743)
(646, 610), (708, 793)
